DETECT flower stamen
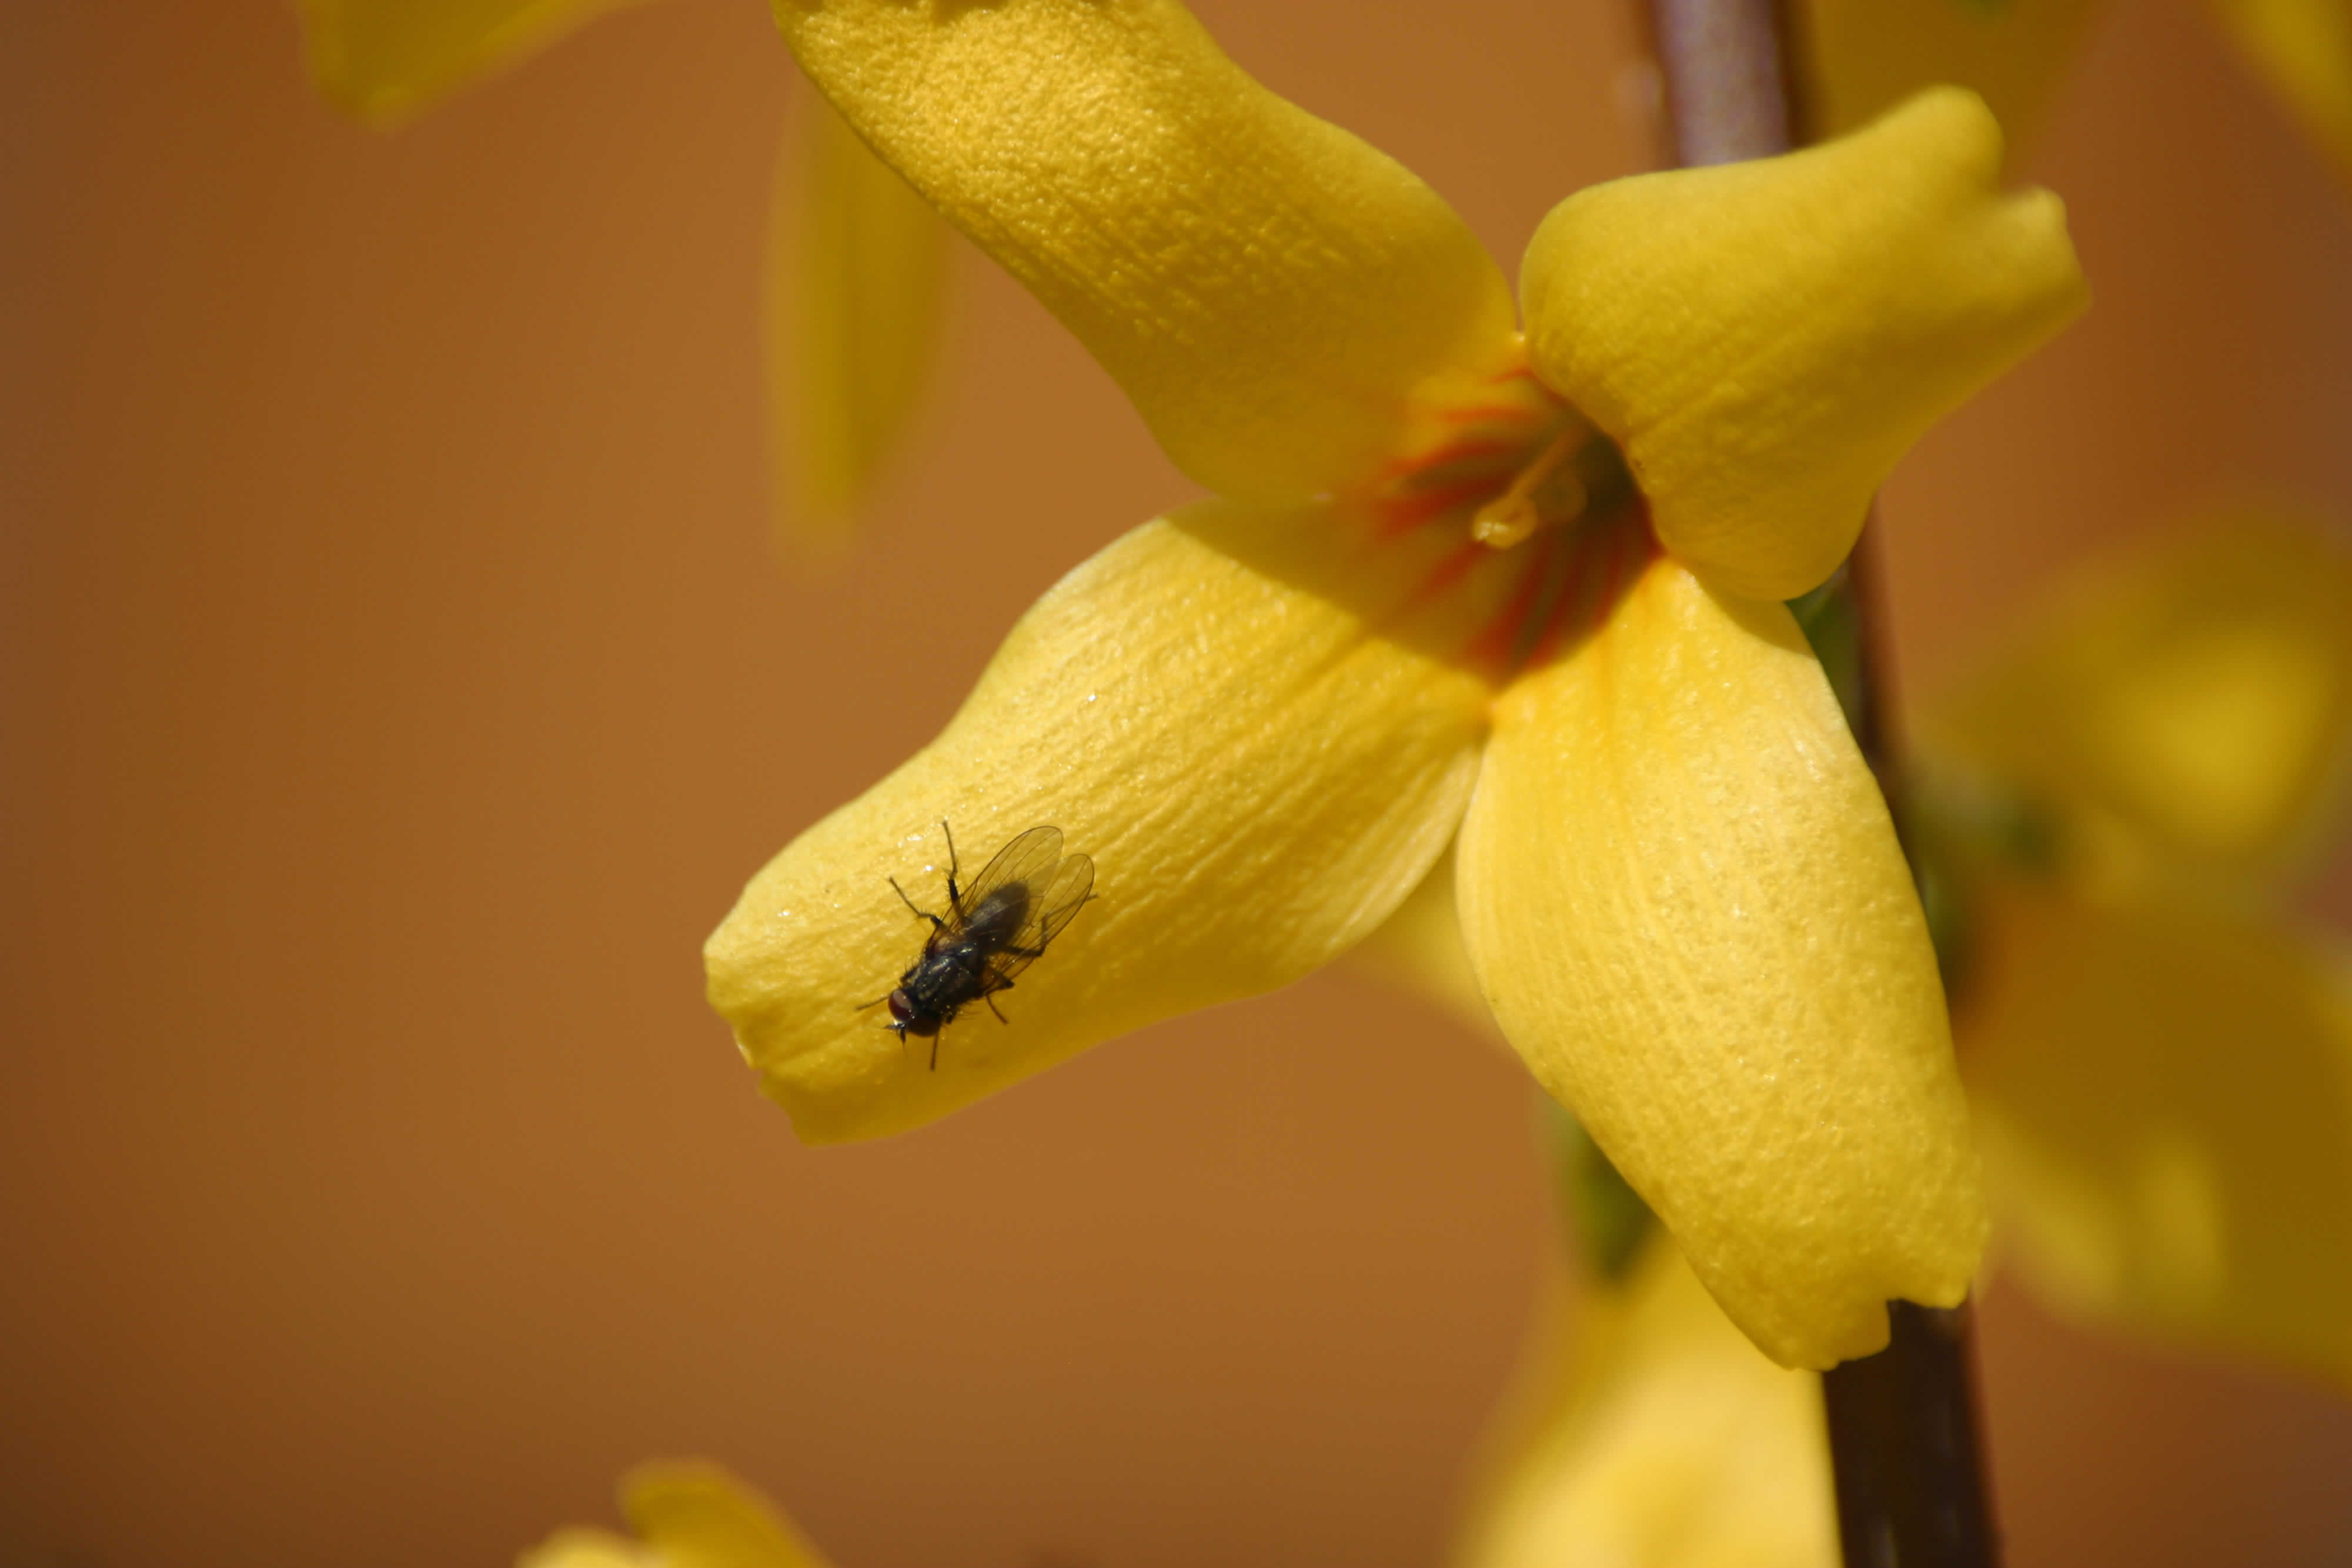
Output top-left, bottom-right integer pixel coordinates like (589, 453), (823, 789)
(1472, 420), (1590, 549)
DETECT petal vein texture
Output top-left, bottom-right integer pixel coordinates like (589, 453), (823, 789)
(1459, 557), (1985, 1368)
(1521, 88), (2087, 603)
(772, 0), (1518, 500)
(708, 501), (1490, 1141)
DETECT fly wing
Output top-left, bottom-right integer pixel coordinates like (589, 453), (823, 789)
(987, 850), (1095, 985)
(957, 825), (1064, 922)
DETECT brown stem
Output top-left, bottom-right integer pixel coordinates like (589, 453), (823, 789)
(1638, 2), (2003, 1566)
(1821, 1300), (2001, 1568)
(1647, 0), (1797, 161)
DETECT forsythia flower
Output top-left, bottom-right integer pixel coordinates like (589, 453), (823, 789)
(1805, 0), (2352, 179)
(521, 1462), (831, 1568)
(1919, 512), (2352, 1386)
(1450, 514), (2352, 1568)
(1455, 1238), (1837, 1568)
(706, 0), (2087, 1371)
(296, 0), (950, 543)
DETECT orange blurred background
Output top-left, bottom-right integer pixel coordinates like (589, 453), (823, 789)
(6, 2), (2352, 1565)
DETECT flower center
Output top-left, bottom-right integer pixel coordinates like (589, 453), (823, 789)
(1470, 422), (1584, 549)
(1359, 355), (1653, 677)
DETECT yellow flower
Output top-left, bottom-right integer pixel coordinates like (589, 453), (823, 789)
(295, 0), (950, 549)
(1917, 511), (2352, 1388)
(520, 1462), (831, 1568)
(1455, 1238), (1837, 1568)
(705, 0), (2086, 1371)
(296, 0), (647, 115)
(1452, 513), (2352, 1566)
(1803, 0), (2352, 180)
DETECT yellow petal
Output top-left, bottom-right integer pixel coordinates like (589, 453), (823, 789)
(2207, 0), (2352, 179)
(1458, 557), (1985, 1369)
(770, 98), (953, 551)
(1963, 881), (2352, 1389)
(1927, 513), (2352, 885)
(622, 1463), (833, 1568)
(1455, 1242), (1836, 1568)
(519, 1463), (830, 1568)
(1798, 0), (2106, 155)
(519, 1530), (651, 1568)
(707, 500), (1495, 1142)
(771, 0), (1518, 501)
(298, 0), (644, 124)
(1520, 88), (2087, 603)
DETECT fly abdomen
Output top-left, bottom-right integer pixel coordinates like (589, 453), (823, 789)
(960, 885), (1031, 949)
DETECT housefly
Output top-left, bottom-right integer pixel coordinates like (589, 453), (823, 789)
(863, 822), (1096, 1069)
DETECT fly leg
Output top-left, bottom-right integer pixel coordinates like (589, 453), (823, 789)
(983, 989), (1011, 1025)
(888, 875), (946, 932)
(939, 820), (961, 906)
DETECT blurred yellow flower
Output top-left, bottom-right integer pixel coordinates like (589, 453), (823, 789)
(1917, 512), (2352, 1388)
(298, 0), (645, 118)
(704, 0), (2087, 1370)
(1437, 514), (2352, 1568)
(1456, 1237), (1838, 1568)
(520, 1462), (832, 1568)
(1803, 0), (2352, 178)
(295, 0), (949, 549)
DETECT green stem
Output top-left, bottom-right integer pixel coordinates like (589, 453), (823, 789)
(1639, 6), (2003, 1566)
